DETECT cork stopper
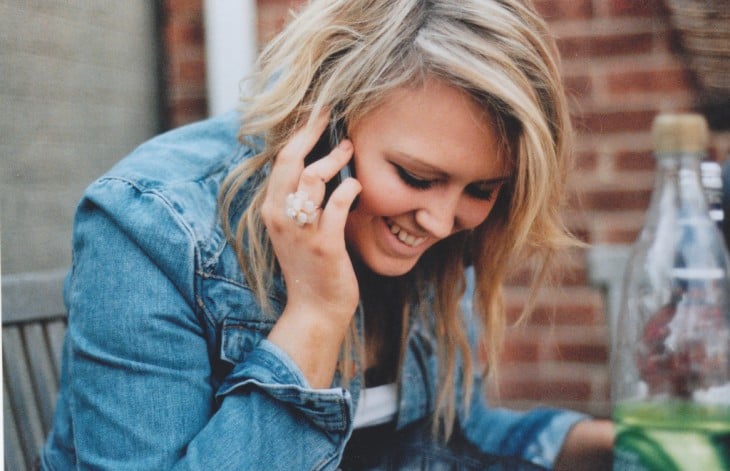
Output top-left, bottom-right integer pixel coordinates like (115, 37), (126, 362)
(652, 113), (709, 154)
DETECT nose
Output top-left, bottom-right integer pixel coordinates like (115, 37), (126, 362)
(414, 192), (460, 239)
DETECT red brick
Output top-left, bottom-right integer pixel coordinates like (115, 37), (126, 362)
(164, 0), (202, 20)
(615, 150), (655, 171)
(167, 97), (208, 127)
(507, 263), (585, 288)
(177, 59), (206, 82)
(558, 32), (654, 59)
(551, 340), (609, 363)
(607, 0), (665, 17)
(166, 81), (207, 101)
(574, 109), (657, 134)
(580, 187), (652, 211)
(528, 302), (603, 326)
(501, 337), (541, 363)
(165, 22), (204, 46)
(533, 0), (594, 21)
(606, 68), (693, 94)
(503, 286), (604, 326)
(499, 378), (593, 402)
(162, 0), (207, 128)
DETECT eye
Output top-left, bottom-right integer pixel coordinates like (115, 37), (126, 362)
(466, 183), (501, 201)
(395, 165), (434, 190)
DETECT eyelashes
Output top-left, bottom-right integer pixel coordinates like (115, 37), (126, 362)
(394, 165), (498, 201)
(466, 186), (497, 201)
(395, 165), (433, 190)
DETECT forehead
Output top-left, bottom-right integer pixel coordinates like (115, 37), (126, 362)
(352, 78), (509, 179)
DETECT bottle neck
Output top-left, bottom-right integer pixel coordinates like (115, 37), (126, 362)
(650, 151), (709, 222)
(653, 151), (703, 177)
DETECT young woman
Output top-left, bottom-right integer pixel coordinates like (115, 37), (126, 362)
(42, 0), (613, 469)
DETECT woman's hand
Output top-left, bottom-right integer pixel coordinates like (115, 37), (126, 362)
(262, 110), (362, 388)
(554, 419), (614, 470)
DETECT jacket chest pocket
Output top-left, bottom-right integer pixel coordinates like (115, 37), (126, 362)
(219, 318), (273, 364)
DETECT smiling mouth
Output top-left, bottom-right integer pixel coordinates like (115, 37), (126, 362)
(387, 221), (427, 248)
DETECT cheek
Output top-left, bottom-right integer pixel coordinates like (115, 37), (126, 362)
(460, 185), (508, 229)
(358, 188), (399, 217)
(355, 170), (411, 217)
(459, 200), (497, 229)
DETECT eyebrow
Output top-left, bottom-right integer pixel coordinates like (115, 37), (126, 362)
(392, 151), (511, 185)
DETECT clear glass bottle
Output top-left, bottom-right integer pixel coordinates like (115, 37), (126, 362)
(701, 160), (724, 229)
(612, 113), (730, 470)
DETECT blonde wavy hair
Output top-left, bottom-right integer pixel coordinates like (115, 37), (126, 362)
(219, 0), (577, 438)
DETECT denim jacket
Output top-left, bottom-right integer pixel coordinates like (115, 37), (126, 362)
(41, 112), (586, 470)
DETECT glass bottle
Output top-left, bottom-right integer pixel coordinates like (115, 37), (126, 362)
(612, 113), (730, 470)
(701, 160), (724, 230)
(723, 158), (730, 251)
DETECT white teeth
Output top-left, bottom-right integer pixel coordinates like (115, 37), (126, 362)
(389, 222), (426, 248)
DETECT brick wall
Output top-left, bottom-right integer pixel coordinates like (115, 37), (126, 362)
(161, 0), (208, 128)
(161, 0), (730, 418)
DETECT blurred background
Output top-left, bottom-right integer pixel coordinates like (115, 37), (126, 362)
(2, 0), (729, 426)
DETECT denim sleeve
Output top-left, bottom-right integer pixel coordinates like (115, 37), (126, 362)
(52, 178), (352, 471)
(458, 266), (589, 469)
(460, 383), (588, 469)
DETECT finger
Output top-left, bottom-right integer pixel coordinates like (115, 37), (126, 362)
(267, 110), (330, 201)
(297, 139), (354, 205)
(318, 177), (362, 233)
(302, 139), (353, 180)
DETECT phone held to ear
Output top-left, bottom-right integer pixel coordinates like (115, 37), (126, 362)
(304, 119), (357, 209)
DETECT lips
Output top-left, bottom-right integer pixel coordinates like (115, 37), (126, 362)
(387, 221), (427, 248)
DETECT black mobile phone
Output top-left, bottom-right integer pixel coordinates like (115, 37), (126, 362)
(303, 119), (356, 207)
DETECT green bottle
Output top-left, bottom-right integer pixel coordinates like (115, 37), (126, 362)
(612, 114), (730, 470)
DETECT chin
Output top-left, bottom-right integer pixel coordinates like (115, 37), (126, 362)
(361, 257), (419, 278)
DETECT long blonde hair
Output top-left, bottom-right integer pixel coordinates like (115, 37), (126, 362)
(219, 0), (577, 438)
